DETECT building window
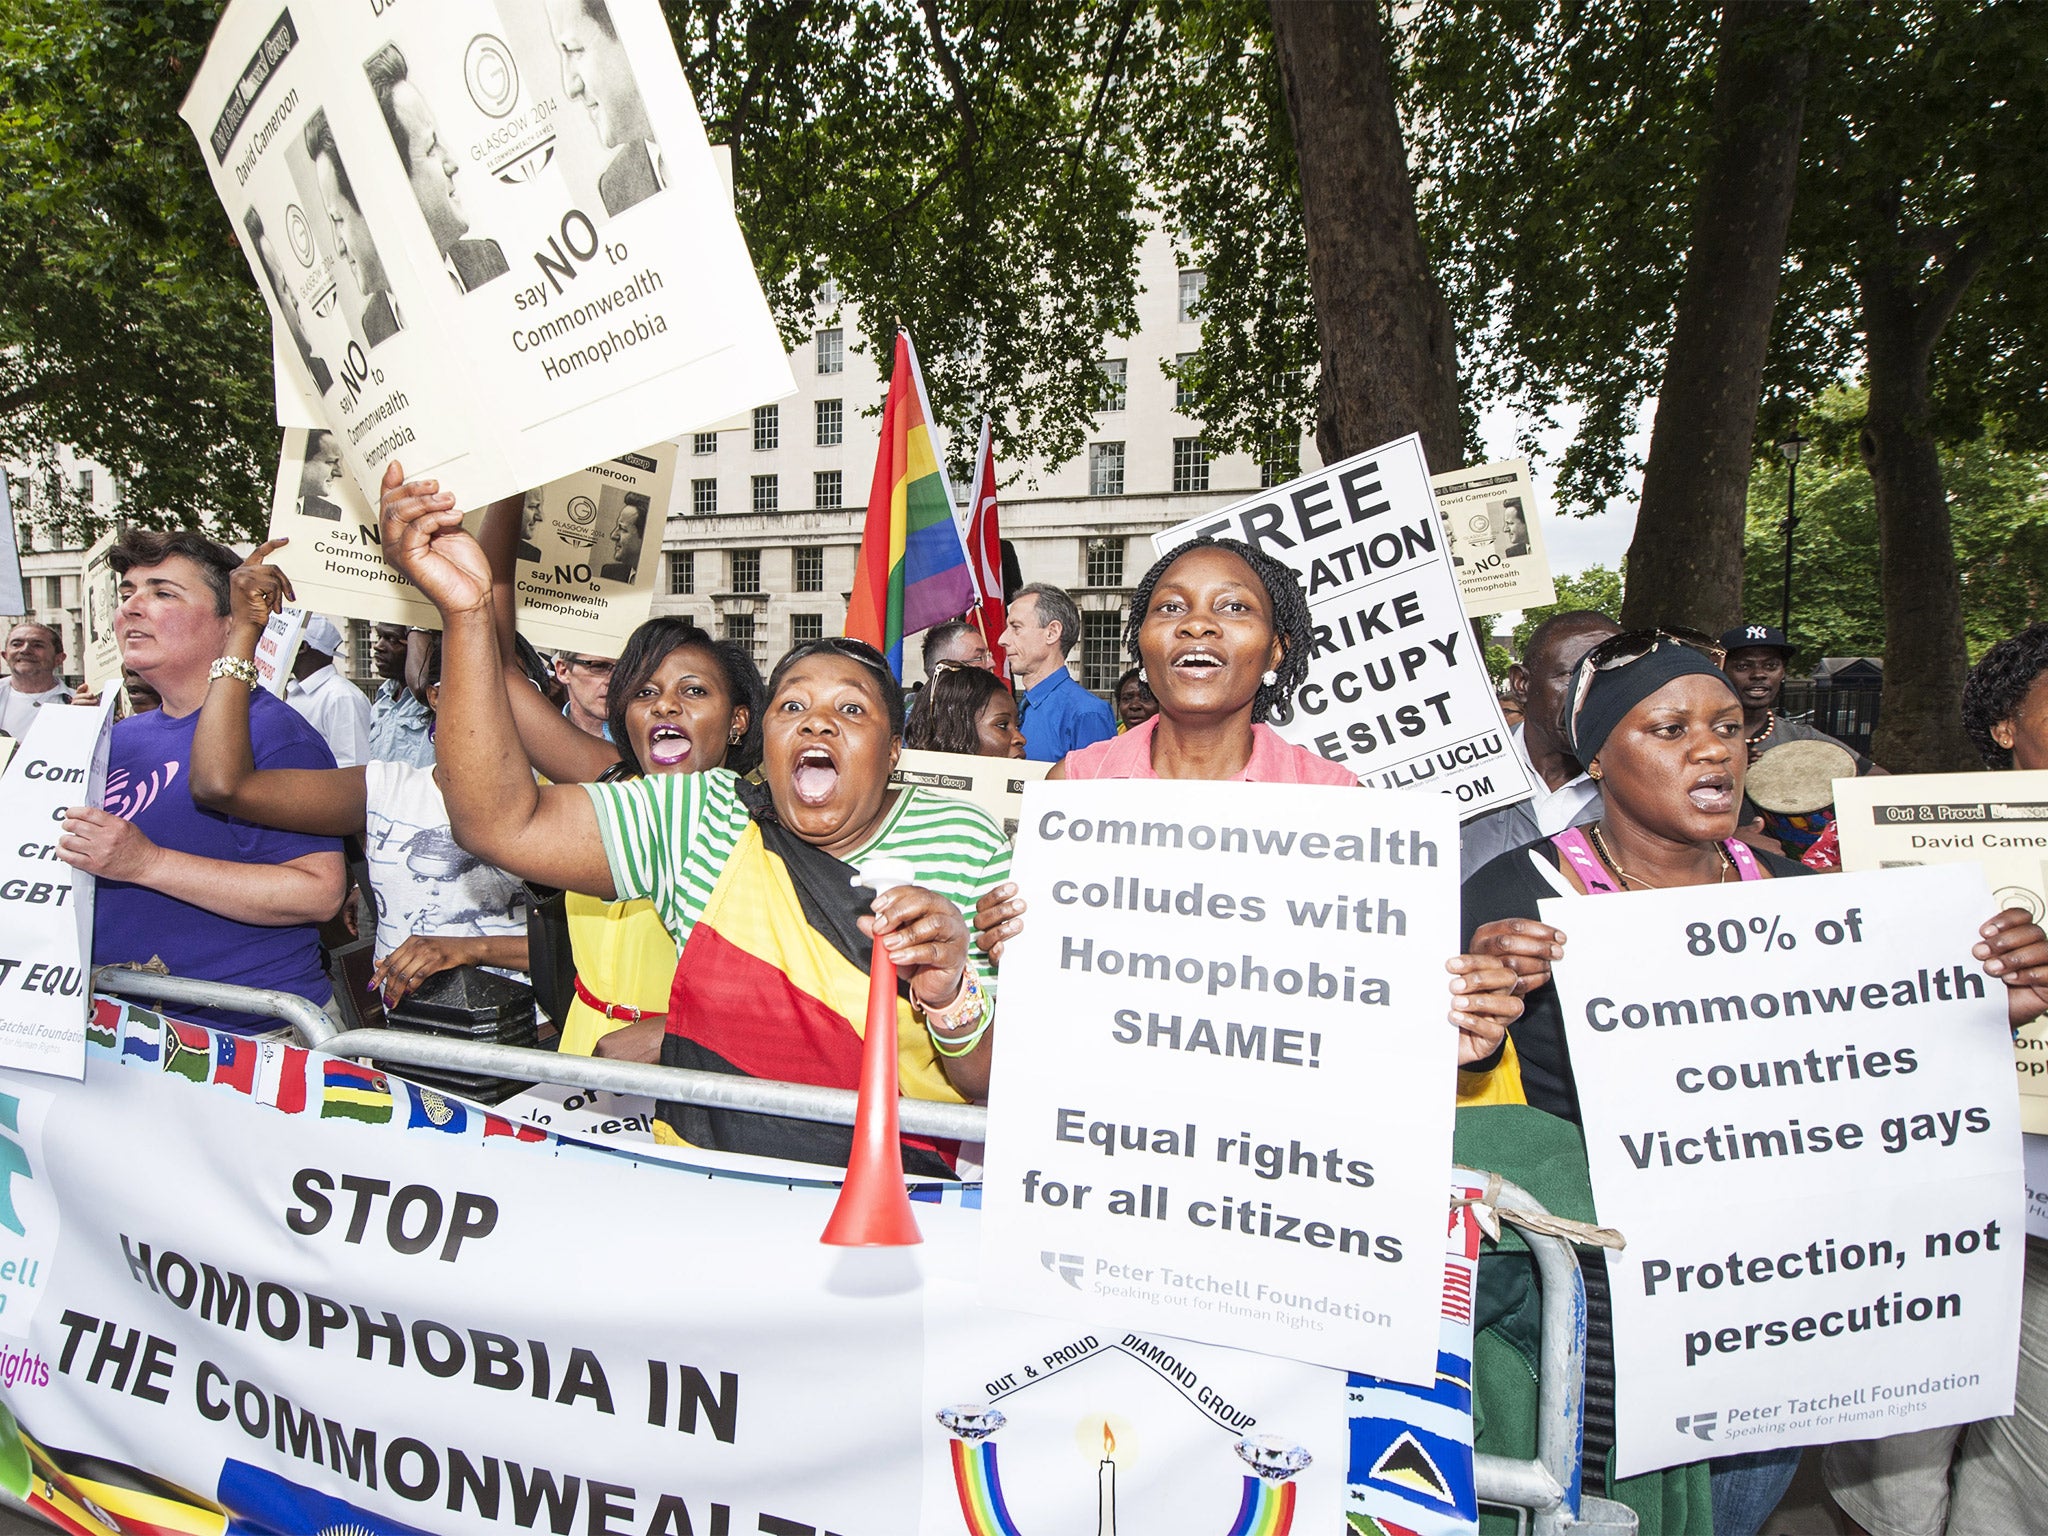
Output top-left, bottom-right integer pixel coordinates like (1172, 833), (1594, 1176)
(347, 620), (375, 682)
(1088, 441), (1126, 497)
(815, 277), (839, 308)
(1259, 433), (1301, 489)
(1174, 352), (1198, 414)
(1177, 269), (1205, 323)
(75, 469), (95, 502)
(816, 328), (844, 375)
(816, 398), (843, 447)
(794, 546), (825, 592)
(693, 432), (717, 456)
(1098, 358), (1127, 412)
(724, 612), (758, 660)
(1081, 611), (1123, 694)
(43, 576), (63, 609)
(1172, 438), (1210, 494)
(668, 551), (694, 595)
(691, 478), (718, 516)
(790, 613), (824, 644)
(752, 475), (779, 513)
(731, 549), (761, 594)
(1085, 538), (1124, 590)
(814, 470), (843, 510)
(752, 404), (779, 451)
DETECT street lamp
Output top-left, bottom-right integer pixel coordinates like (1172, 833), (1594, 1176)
(1777, 432), (1807, 637)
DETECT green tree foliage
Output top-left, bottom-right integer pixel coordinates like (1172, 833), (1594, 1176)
(661, 0), (1152, 481)
(1741, 393), (2048, 668)
(1511, 566), (1627, 655)
(0, 0), (277, 538)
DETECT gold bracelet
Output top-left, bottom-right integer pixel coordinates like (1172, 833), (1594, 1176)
(209, 657), (259, 686)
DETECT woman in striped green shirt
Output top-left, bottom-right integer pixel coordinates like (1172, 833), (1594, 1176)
(382, 465), (1006, 1158)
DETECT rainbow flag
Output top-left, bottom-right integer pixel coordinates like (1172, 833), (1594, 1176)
(845, 329), (976, 674)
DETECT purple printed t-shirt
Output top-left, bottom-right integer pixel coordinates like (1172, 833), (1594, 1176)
(94, 691), (342, 1033)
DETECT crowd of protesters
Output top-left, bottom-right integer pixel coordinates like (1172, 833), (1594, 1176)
(6, 468), (2044, 1533)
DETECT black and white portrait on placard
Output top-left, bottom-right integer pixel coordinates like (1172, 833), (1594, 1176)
(364, 42), (511, 295)
(540, 0), (666, 217)
(1492, 496), (1532, 559)
(596, 488), (650, 583)
(243, 207), (336, 396)
(304, 108), (405, 347)
(297, 431), (346, 522)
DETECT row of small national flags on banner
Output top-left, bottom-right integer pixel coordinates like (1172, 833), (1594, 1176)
(842, 329), (1008, 679)
(93, 997), (548, 1144)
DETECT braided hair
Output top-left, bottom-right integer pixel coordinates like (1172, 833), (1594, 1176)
(1962, 623), (2048, 768)
(1122, 536), (1314, 724)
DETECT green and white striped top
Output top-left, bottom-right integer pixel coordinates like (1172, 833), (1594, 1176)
(584, 769), (1011, 989)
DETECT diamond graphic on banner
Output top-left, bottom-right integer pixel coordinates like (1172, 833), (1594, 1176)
(1236, 1434), (1313, 1482)
(937, 1405), (1006, 1441)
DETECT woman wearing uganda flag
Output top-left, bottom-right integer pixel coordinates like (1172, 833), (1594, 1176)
(378, 462), (1009, 1177)
(971, 534), (1526, 1067)
(1456, 628), (2048, 1535)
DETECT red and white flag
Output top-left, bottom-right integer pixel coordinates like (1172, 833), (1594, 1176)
(963, 417), (1008, 681)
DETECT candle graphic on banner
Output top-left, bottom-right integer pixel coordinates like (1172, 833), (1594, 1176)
(1096, 1422), (1117, 1535)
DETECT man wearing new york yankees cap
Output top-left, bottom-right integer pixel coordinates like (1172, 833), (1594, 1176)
(1720, 623), (1880, 858)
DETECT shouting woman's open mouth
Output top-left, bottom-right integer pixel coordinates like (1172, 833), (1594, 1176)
(791, 744), (841, 805)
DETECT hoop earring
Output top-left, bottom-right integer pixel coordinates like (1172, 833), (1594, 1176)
(1261, 669), (1279, 687)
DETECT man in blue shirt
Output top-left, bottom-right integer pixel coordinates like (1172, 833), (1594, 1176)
(1002, 583), (1116, 762)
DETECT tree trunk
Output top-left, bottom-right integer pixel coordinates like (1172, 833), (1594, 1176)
(1621, 0), (1809, 633)
(1268, 0), (1461, 470)
(1859, 238), (1984, 773)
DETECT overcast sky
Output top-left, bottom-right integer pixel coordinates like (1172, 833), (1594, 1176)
(1475, 398), (1654, 578)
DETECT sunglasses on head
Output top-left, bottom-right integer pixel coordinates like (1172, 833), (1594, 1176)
(1563, 627), (1728, 739)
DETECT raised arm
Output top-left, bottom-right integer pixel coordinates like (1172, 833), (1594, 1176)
(478, 492), (622, 785)
(380, 464), (615, 897)
(189, 544), (368, 836)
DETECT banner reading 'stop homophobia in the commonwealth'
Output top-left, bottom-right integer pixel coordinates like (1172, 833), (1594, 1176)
(179, 0), (793, 513)
(0, 999), (1483, 1536)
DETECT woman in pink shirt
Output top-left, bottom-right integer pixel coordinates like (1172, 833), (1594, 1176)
(976, 536), (1521, 1060)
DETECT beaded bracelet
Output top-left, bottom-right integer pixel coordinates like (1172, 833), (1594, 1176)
(209, 656), (259, 686)
(916, 967), (992, 1057)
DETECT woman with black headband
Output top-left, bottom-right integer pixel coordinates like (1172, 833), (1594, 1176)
(1459, 629), (2048, 1532)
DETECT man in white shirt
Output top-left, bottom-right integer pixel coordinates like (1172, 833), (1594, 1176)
(1460, 611), (1619, 879)
(284, 616), (374, 768)
(0, 621), (73, 738)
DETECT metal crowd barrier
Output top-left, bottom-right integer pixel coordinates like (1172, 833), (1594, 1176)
(90, 971), (1634, 1534)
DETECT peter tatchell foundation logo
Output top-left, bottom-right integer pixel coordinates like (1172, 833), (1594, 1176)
(1675, 1411), (1718, 1441)
(1041, 1251), (1085, 1289)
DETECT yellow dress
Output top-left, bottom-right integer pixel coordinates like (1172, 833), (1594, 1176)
(556, 894), (680, 1057)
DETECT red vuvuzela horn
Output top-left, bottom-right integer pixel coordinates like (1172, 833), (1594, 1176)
(822, 868), (923, 1247)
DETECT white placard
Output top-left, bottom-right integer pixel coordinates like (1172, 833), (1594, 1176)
(180, 0), (792, 513)
(889, 749), (1050, 840)
(980, 779), (1460, 1384)
(0, 697), (115, 1079)
(1835, 770), (2048, 1134)
(77, 529), (122, 690)
(265, 427), (674, 653)
(1155, 435), (1531, 820)
(2027, 1134), (2048, 1241)
(1543, 865), (2026, 1476)
(1429, 458), (1555, 618)
(251, 607), (308, 697)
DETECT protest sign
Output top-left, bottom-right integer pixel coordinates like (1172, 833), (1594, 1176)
(0, 697), (115, 1080)
(980, 779), (1461, 1384)
(2028, 1135), (2048, 1241)
(181, 0), (792, 514)
(0, 475), (21, 619)
(267, 428), (674, 652)
(1543, 864), (2026, 1476)
(889, 749), (1050, 840)
(1156, 435), (1531, 819)
(77, 529), (122, 689)
(1834, 770), (2048, 1133)
(0, 998), (1501, 1533)
(1429, 459), (1555, 618)
(252, 607), (309, 697)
